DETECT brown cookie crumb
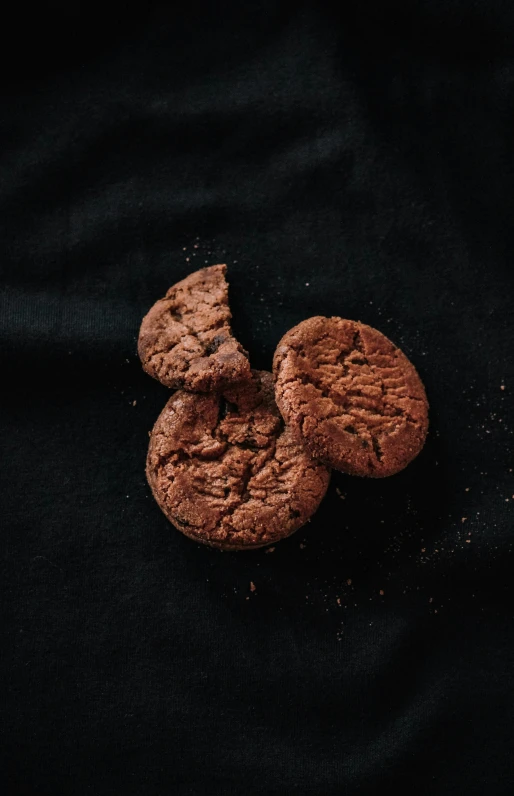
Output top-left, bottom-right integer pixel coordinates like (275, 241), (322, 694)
(138, 265), (250, 392)
(273, 316), (429, 477)
(146, 371), (331, 550)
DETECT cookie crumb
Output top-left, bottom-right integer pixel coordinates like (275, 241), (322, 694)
(335, 487), (345, 499)
(501, 384), (505, 390)
(346, 578), (352, 586)
(379, 589), (384, 596)
(265, 547), (275, 554)
(336, 597), (341, 606)
(461, 517), (467, 523)
(429, 597), (433, 603)
(465, 539), (471, 544)
(299, 543), (306, 549)
(465, 487), (470, 491)
(249, 581), (256, 592)
(132, 400), (137, 407)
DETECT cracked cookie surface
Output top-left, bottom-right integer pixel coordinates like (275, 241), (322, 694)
(273, 317), (429, 478)
(138, 264), (250, 392)
(146, 371), (330, 550)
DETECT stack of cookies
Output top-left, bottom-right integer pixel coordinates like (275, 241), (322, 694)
(139, 265), (429, 551)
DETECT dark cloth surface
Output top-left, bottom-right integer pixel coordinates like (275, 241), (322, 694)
(2, 3), (514, 794)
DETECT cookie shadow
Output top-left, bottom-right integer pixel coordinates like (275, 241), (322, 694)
(291, 423), (451, 582)
(152, 421), (450, 612)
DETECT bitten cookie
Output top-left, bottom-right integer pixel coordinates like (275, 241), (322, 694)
(273, 317), (428, 478)
(146, 371), (331, 550)
(138, 264), (251, 392)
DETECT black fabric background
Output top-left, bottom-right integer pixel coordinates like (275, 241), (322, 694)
(2, 3), (514, 794)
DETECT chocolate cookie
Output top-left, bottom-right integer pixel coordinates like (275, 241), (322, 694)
(273, 317), (429, 478)
(138, 264), (250, 392)
(146, 371), (330, 550)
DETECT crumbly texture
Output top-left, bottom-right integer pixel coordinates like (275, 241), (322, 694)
(273, 317), (429, 478)
(146, 371), (331, 550)
(138, 264), (251, 392)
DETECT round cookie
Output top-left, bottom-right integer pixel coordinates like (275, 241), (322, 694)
(273, 317), (429, 478)
(146, 371), (331, 550)
(138, 264), (251, 392)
